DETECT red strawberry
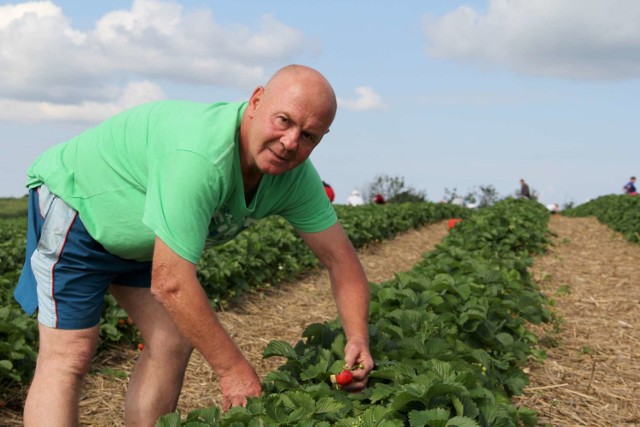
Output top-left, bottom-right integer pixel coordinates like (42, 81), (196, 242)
(137, 343), (144, 351)
(330, 369), (354, 386)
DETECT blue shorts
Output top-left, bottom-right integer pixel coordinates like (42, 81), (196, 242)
(14, 185), (152, 330)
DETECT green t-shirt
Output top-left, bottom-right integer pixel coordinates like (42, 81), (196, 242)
(26, 101), (337, 263)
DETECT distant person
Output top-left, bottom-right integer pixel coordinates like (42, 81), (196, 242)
(372, 193), (386, 205)
(519, 179), (531, 199)
(322, 181), (335, 202)
(451, 197), (465, 206)
(623, 176), (637, 195)
(346, 190), (365, 206)
(546, 203), (560, 214)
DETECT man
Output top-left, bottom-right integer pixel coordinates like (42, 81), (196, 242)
(14, 65), (374, 426)
(519, 179), (531, 199)
(623, 176), (637, 195)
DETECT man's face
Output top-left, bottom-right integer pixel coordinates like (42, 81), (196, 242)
(242, 79), (335, 177)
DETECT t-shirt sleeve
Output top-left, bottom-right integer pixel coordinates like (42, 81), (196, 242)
(143, 150), (221, 263)
(277, 161), (337, 233)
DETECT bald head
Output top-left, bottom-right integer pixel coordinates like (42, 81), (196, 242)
(264, 64), (337, 124)
(239, 64), (338, 181)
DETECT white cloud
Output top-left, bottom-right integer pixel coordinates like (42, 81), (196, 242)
(0, 0), (306, 122)
(338, 86), (387, 112)
(0, 80), (166, 123)
(423, 0), (640, 80)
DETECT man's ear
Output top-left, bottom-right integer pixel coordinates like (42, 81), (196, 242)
(247, 86), (265, 118)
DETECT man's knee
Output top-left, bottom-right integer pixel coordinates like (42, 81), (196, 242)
(36, 325), (99, 379)
(145, 332), (193, 364)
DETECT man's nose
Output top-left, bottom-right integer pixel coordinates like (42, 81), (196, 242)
(280, 128), (300, 151)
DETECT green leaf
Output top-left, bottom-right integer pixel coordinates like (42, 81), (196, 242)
(408, 407), (449, 427)
(454, 283), (471, 301)
(517, 406), (538, 427)
(390, 384), (428, 410)
(429, 275), (452, 292)
(361, 406), (397, 426)
(154, 411), (182, 427)
(314, 396), (345, 414)
(185, 407), (221, 425)
(378, 287), (399, 304)
(504, 375), (527, 395)
(445, 416), (480, 427)
(495, 333), (514, 347)
(280, 391), (315, 412)
(264, 398), (288, 423)
(370, 384), (395, 404)
(300, 358), (329, 381)
(97, 367), (128, 379)
(263, 340), (299, 360)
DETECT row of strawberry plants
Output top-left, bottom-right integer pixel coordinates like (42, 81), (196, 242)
(0, 217), (37, 386)
(0, 202), (467, 392)
(562, 194), (640, 243)
(157, 198), (552, 426)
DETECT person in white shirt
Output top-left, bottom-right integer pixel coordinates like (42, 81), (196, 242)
(346, 190), (365, 206)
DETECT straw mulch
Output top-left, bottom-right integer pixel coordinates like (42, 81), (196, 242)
(518, 215), (640, 426)
(0, 222), (449, 426)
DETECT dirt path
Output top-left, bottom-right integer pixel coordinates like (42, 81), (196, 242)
(520, 215), (640, 426)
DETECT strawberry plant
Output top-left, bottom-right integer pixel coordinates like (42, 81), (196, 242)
(0, 202), (466, 390)
(156, 199), (552, 426)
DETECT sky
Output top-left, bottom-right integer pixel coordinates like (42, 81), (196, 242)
(1, 0), (639, 207)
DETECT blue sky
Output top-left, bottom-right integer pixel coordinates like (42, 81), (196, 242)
(1, 0), (639, 206)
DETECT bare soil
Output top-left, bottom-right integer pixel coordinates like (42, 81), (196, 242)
(2, 216), (638, 426)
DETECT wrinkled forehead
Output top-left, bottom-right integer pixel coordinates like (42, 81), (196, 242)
(267, 82), (335, 128)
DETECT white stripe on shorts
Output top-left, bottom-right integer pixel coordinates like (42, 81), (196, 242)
(30, 185), (78, 328)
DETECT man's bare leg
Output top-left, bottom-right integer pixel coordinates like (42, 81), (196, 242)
(24, 324), (99, 427)
(110, 285), (193, 426)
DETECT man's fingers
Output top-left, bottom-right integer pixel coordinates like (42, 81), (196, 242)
(223, 395), (249, 412)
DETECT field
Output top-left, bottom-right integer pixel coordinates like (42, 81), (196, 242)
(0, 197), (27, 219)
(1, 197), (638, 426)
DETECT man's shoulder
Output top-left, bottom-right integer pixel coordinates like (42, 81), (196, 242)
(141, 100), (246, 115)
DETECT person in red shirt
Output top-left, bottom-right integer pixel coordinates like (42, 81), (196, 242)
(372, 193), (386, 205)
(323, 181), (335, 202)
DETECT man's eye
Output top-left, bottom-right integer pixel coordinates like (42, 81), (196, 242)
(275, 116), (289, 128)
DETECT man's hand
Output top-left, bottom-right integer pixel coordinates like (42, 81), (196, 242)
(340, 337), (374, 392)
(218, 359), (262, 411)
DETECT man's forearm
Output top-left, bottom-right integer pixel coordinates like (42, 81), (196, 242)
(329, 262), (371, 343)
(152, 275), (246, 376)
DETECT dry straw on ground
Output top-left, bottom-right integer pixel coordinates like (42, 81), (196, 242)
(2, 216), (638, 426)
(519, 215), (640, 426)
